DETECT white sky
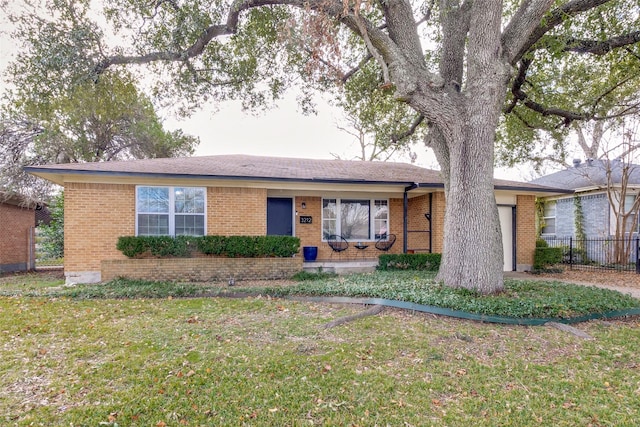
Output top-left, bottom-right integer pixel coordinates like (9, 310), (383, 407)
(0, 2), (527, 181)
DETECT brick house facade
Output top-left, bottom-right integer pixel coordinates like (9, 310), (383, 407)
(26, 155), (562, 283)
(0, 193), (37, 274)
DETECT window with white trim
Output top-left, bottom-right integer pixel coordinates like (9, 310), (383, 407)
(541, 200), (556, 235)
(136, 186), (206, 236)
(622, 194), (639, 234)
(322, 198), (388, 241)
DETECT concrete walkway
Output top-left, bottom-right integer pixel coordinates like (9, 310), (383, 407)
(504, 271), (640, 299)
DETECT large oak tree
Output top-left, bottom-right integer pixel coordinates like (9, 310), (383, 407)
(5, 0), (640, 293)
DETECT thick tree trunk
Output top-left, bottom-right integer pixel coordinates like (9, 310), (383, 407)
(435, 126), (505, 293)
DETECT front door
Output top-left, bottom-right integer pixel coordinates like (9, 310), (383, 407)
(267, 198), (293, 236)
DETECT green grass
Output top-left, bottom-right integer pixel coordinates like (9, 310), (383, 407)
(0, 271), (64, 294)
(0, 295), (639, 426)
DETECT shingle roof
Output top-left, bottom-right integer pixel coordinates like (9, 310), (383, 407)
(25, 154), (564, 192)
(530, 159), (640, 190)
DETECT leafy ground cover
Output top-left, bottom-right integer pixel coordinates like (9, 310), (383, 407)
(1, 294), (639, 426)
(7, 271), (638, 320)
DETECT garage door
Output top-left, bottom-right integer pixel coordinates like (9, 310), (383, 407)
(498, 206), (515, 271)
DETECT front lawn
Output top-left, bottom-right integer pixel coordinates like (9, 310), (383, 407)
(1, 295), (639, 426)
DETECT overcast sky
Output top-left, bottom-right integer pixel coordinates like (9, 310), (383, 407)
(0, 3), (527, 181)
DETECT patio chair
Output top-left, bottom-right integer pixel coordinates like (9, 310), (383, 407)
(327, 234), (349, 258)
(375, 234), (396, 252)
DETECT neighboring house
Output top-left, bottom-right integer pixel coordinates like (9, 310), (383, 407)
(26, 154), (563, 284)
(531, 158), (640, 239)
(0, 192), (38, 274)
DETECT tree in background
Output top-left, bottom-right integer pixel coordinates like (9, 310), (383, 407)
(496, 24), (640, 173)
(602, 122), (640, 265)
(38, 192), (64, 261)
(0, 70), (199, 201)
(332, 63), (422, 162)
(4, 0), (640, 293)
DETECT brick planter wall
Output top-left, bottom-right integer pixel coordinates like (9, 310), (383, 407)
(101, 257), (303, 282)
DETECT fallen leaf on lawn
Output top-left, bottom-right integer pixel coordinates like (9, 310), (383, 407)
(156, 421), (167, 427)
(108, 413), (118, 422)
(186, 370), (195, 377)
(269, 408), (278, 413)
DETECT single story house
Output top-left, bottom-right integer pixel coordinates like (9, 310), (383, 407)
(530, 158), (640, 239)
(26, 155), (564, 284)
(0, 192), (38, 274)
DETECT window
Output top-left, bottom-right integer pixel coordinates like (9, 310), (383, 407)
(541, 200), (556, 235)
(136, 186), (205, 236)
(622, 195), (639, 234)
(322, 198), (388, 241)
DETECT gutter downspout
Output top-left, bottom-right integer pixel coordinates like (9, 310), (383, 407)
(428, 192), (433, 253)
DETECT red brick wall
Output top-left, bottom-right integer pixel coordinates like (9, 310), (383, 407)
(0, 202), (35, 272)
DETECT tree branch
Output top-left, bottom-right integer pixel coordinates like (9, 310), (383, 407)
(504, 0), (611, 65)
(94, 0), (302, 76)
(540, 31), (640, 55)
(391, 114), (424, 143)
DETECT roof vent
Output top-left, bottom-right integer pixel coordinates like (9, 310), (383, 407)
(573, 158), (582, 167)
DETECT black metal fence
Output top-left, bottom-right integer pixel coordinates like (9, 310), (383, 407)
(542, 236), (640, 273)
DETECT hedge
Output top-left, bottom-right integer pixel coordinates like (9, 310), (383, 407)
(116, 235), (300, 258)
(533, 247), (563, 270)
(377, 253), (441, 271)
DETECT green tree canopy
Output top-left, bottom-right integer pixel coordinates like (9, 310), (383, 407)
(0, 69), (198, 200)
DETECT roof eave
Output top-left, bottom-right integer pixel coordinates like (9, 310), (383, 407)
(24, 167), (421, 187)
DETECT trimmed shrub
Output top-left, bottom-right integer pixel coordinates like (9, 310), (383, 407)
(377, 253), (441, 271)
(533, 247), (563, 270)
(536, 238), (549, 248)
(117, 235), (300, 258)
(116, 236), (148, 258)
(197, 236), (227, 256)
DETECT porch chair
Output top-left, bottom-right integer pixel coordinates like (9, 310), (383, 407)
(327, 234), (349, 258)
(375, 234), (396, 252)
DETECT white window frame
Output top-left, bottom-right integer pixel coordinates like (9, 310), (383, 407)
(541, 200), (556, 236)
(321, 198), (389, 242)
(136, 186), (207, 236)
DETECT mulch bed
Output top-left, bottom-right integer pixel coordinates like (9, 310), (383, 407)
(533, 269), (640, 290)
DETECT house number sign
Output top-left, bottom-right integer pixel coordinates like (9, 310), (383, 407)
(300, 216), (312, 224)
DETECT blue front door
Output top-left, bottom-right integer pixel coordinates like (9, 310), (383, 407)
(267, 198), (293, 236)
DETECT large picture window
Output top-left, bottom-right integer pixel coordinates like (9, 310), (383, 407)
(136, 186), (206, 236)
(322, 198), (388, 241)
